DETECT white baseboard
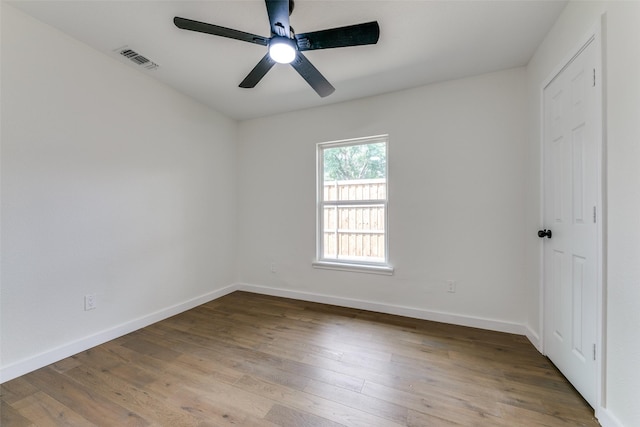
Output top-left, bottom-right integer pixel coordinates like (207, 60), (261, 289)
(525, 324), (542, 352)
(0, 284), (237, 384)
(597, 407), (625, 427)
(235, 283), (528, 336)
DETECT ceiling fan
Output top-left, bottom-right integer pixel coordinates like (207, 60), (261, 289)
(174, 0), (380, 97)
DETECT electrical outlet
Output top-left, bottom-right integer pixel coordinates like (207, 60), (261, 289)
(84, 294), (97, 311)
(447, 280), (456, 293)
(270, 263), (277, 273)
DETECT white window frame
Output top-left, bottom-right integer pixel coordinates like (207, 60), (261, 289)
(313, 135), (393, 275)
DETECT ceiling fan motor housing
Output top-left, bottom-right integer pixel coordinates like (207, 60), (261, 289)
(269, 36), (297, 63)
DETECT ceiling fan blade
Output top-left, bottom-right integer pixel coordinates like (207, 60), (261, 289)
(239, 54), (277, 88)
(295, 21), (380, 51)
(290, 52), (335, 97)
(174, 17), (269, 46)
(265, 0), (290, 37)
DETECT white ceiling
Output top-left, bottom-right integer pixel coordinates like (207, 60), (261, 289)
(9, 0), (567, 120)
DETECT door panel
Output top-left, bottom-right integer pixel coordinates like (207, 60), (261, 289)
(552, 249), (565, 341)
(543, 39), (599, 408)
(572, 254), (586, 358)
(573, 126), (586, 224)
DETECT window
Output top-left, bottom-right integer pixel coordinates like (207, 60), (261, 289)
(314, 135), (392, 274)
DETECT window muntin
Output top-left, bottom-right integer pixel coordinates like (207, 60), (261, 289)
(317, 135), (389, 269)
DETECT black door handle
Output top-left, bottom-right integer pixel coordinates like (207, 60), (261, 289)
(538, 229), (552, 239)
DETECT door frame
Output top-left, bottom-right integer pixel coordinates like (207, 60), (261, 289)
(538, 20), (605, 414)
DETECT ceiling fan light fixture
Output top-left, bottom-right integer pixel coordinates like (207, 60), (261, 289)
(269, 37), (296, 64)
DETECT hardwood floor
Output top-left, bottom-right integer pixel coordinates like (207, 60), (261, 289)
(1, 291), (599, 426)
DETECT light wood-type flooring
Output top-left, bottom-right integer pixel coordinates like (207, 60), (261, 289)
(1, 291), (599, 426)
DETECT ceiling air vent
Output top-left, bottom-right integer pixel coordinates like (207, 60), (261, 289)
(114, 46), (159, 70)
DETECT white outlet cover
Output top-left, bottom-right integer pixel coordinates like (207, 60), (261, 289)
(447, 281), (456, 293)
(84, 294), (97, 310)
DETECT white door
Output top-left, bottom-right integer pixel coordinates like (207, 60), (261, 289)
(542, 38), (599, 408)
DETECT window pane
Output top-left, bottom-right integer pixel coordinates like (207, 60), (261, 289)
(322, 179), (386, 201)
(323, 142), (386, 201)
(323, 206), (337, 258)
(322, 204), (385, 262)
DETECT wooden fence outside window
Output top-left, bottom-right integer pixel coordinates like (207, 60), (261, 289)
(322, 179), (386, 261)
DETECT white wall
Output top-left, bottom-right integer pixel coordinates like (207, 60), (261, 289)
(237, 68), (528, 332)
(605, 3), (640, 426)
(525, 2), (640, 426)
(0, 4), (238, 379)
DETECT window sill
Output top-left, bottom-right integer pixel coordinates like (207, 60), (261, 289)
(312, 260), (394, 275)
